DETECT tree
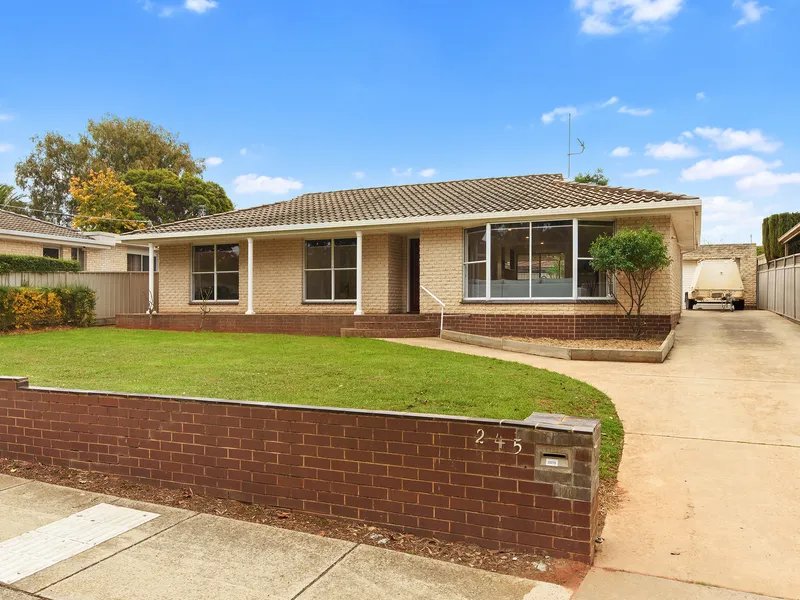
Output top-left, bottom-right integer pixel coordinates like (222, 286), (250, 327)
(0, 184), (30, 215)
(70, 169), (147, 234)
(573, 168), (609, 186)
(122, 169), (234, 225)
(15, 115), (204, 223)
(589, 226), (671, 339)
(762, 212), (800, 261)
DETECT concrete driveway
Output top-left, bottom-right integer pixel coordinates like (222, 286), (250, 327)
(394, 310), (800, 599)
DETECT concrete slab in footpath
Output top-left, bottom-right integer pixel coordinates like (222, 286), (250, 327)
(0, 586), (33, 600)
(574, 569), (784, 600)
(0, 475), (27, 492)
(295, 543), (568, 600)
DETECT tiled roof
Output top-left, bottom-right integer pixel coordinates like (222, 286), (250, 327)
(126, 174), (699, 236)
(0, 209), (93, 240)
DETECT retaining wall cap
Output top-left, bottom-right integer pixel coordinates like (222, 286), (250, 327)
(525, 411), (600, 434)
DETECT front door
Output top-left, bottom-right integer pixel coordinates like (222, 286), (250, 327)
(408, 238), (420, 313)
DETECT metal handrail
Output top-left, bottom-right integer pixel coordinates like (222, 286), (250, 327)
(420, 284), (445, 337)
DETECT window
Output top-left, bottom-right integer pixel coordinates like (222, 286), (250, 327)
(127, 253), (158, 272)
(304, 238), (357, 302)
(43, 247), (60, 259)
(191, 244), (239, 302)
(463, 219), (613, 301)
(71, 248), (86, 270)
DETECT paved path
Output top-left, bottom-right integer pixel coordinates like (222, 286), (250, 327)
(0, 475), (569, 600)
(393, 310), (800, 599)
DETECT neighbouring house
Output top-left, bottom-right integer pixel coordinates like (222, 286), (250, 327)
(682, 244), (758, 309)
(0, 209), (157, 272)
(119, 174), (701, 339)
(779, 222), (800, 257)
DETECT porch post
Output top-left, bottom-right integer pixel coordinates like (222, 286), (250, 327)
(147, 243), (156, 314)
(246, 237), (255, 315)
(355, 231), (363, 315)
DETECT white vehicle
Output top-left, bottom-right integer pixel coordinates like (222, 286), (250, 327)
(686, 258), (745, 311)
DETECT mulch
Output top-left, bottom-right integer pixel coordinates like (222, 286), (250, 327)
(505, 336), (664, 350)
(0, 457), (591, 588)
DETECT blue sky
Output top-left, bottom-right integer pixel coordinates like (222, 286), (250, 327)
(1, 0), (797, 244)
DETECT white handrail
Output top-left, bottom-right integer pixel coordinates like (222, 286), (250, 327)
(420, 284), (445, 337)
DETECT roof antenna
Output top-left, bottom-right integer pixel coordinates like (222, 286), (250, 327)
(567, 113), (585, 179)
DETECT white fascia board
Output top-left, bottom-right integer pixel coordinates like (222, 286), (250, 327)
(121, 198), (703, 243)
(778, 222), (800, 244)
(0, 230), (114, 248)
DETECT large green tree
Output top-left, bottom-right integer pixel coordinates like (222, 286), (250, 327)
(573, 168), (609, 186)
(15, 115), (205, 224)
(122, 169), (234, 225)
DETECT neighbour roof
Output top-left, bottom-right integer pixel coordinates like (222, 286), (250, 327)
(778, 222), (800, 244)
(0, 209), (93, 241)
(125, 173), (700, 237)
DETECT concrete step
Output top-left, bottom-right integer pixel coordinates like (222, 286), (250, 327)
(341, 328), (439, 338)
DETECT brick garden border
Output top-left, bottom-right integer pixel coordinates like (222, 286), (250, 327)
(0, 377), (600, 563)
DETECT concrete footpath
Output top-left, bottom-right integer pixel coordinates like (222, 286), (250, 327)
(0, 474), (570, 600)
(393, 310), (800, 600)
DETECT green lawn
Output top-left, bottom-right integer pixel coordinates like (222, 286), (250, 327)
(0, 328), (623, 479)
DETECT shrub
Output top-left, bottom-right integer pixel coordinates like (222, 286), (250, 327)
(0, 254), (81, 273)
(0, 285), (95, 331)
(762, 212), (800, 261)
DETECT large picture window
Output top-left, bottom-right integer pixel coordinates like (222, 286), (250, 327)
(192, 244), (239, 302)
(304, 238), (357, 302)
(464, 220), (613, 301)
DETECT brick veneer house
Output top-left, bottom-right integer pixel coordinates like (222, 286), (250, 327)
(120, 174), (702, 339)
(0, 209), (156, 272)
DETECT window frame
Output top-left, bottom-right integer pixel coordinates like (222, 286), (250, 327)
(70, 248), (86, 270)
(303, 237), (358, 303)
(127, 252), (158, 273)
(43, 247), (60, 259)
(190, 243), (240, 304)
(463, 218), (615, 302)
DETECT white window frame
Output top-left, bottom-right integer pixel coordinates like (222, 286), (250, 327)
(577, 221), (616, 300)
(127, 252), (158, 273)
(43, 247), (60, 259)
(463, 218), (615, 302)
(303, 237), (357, 303)
(190, 243), (240, 303)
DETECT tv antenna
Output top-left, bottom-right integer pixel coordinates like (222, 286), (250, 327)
(567, 113), (585, 179)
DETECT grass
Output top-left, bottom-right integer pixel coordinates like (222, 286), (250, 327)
(0, 328), (623, 480)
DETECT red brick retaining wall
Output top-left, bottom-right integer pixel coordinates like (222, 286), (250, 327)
(443, 313), (673, 339)
(0, 377), (600, 563)
(117, 313), (355, 337)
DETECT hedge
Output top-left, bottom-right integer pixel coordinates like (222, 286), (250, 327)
(762, 212), (800, 262)
(0, 254), (81, 273)
(0, 286), (95, 331)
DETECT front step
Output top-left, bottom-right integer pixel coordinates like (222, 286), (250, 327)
(341, 327), (439, 338)
(352, 315), (439, 330)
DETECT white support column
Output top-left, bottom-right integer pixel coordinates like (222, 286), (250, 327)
(572, 218), (579, 299)
(246, 237), (255, 315)
(355, 231), (363, 316)
(147, 243), (156, 314)
(485, 223), (491, 300)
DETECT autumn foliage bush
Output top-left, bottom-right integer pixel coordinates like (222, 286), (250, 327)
(0, 286), (95, 331)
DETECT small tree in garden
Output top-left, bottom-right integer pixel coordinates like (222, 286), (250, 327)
(70, 169), (146, 233)
(589, 226), (671, 339)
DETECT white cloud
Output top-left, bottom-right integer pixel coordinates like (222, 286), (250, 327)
(645, 141), (700, 160)
(701, 196), (763, 243)
(618, 105), (653, 117)
(572, 0), (684, 35)
(541, 106), (578, 125)
(239, 148), (247, 156)
(735, 171), (800, 196)
(703, 196), (755, 222)
(680, 155), (781, 180)
(0, 114), (12, 121)
(391, 167), (412, 177)
(601, 96), (619, 107)
(159, 6), (176, 17)
(693, 126), (781, 153)
(610, 146), (631, 157)
(185, 0), (218, 13)
(353, 171), (366, 179)
(206, 156), (223, 167)
(418, 168), (437, 178)
(696, 92), (706, 100)
(233, 174), (303, 195)
(624, 168), (659, 178)
(0, 143), (12, 153)
(679, 130), (694, 141)
(734, 0), (770, 27)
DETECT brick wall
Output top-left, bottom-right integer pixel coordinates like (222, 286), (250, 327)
(117, 313), (355, 337)
(0, 237), (148, 273)
(683, 244), (758, 308)
(0, 376), (600, 563)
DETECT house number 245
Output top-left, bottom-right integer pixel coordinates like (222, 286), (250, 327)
(475, 429), (523, 455)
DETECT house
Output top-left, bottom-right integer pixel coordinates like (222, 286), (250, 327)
(120, 174), (701, 339)
(682, 244), (757, 309)
(779, 222), (800, 257)
(0, 209), (157, 272)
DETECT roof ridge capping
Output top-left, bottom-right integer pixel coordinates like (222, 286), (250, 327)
(561, 179), (699, 200)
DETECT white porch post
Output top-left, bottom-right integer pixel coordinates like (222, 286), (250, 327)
(147, 243), (156, 314)
(572, 218), (579, 299)
(246, 237), (255, 315)
(355, 231), (363, 316)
